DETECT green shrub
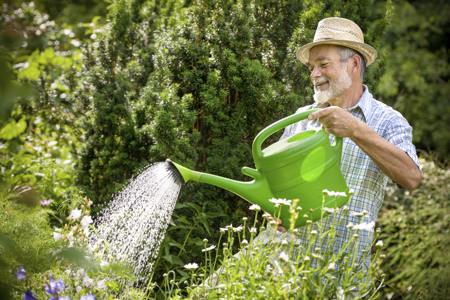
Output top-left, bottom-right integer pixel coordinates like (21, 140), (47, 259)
(378, 157), (450, 299)
(76, 0), (392, 289)
(0, 189), (60, 299)
(375, 0), (450, 160)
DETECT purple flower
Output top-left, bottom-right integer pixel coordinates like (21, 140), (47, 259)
(23, 289), (37, 300)
(16, 266), (26, 281)
(80, 295), (96, 300)
(45, 276), (65, 295)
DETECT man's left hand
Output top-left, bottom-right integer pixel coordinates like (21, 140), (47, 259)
(308, 106), (361, 138)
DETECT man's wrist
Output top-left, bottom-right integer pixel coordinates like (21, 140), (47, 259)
(350, 119), (366, 141)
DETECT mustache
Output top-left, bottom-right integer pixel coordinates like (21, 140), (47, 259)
(313, 77), (329, 87)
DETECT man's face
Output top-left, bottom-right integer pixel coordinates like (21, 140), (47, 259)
(307, 45), (352, 106)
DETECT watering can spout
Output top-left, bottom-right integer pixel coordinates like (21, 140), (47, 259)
(166, 159), (202, 183)
(167, 159), (273, 212)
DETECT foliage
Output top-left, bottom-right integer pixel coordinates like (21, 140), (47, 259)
(76, 0), (394, 288)
(0, 188), (60, 299)
(378, 158), (450, 299)
(0, 1), (103, 221)
(375, 0), (450, 160)
(0, 109), (84, 223)
(0, 0), (449, 299)
(0, 192), (145, 299)
(160, 201), (384, 299)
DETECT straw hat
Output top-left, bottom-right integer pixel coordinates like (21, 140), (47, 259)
(296, 17), (377, 66)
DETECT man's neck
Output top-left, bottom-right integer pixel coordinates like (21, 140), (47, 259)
(329, 83), (364, 109)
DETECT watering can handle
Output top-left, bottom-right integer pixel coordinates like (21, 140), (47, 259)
(252, 108), (343, 165)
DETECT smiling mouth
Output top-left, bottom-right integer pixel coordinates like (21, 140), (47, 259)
(314, 81), (329, 88)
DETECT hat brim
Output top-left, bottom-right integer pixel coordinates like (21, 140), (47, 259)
(296, 39), (377, 66)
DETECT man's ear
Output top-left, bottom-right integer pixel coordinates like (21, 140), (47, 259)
(352, 55), (361, 75)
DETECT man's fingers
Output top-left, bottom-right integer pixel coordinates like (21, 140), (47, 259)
(308, 107), (331, 120)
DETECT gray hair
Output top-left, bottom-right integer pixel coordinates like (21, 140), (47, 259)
(338, 46), (366, 81)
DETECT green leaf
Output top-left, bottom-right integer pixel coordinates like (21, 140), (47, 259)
(17, 62), (40, 81)
(56, 247), (99, 271)
(0, 118), (27, 140)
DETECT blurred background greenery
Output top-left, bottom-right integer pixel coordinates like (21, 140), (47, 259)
(1, 0), (448, 299)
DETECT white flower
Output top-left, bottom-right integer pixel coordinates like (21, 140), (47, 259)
(322, 189), (347, 197)
(67, 231), (74, 243)
(70, 39), (81, 47)
(375, 240), (384, 247)
(96, 279), (107, 290)
(249, 227), (257, 234)
(233, 225), (243, 233)
(202, 245), (216, 252)
(249, 204), (261, 211)
(350, 210), (364, 217)
(353, 221), (375, 232)
(311, 230), (318, 235)
(76, 268), (86, 278)
(323, 207), (336, 213)
(241, 239), (248, 245)
(337, 286), (345, 300)
(184, 263), (199, 270)
(80, 215), (93, 229)
(82, 275), (94, 288)
(303, 256), (311, 262)
(262, 212), (272, 219)
(53, 231), (62, 241)
(68, 209), (82, 220)
(279, 251), (289, 262)
(100, 260), (109, 268)
(328, 262), (336, 271)
(312, 253), (323, 260)
(269, 198), (292, 207)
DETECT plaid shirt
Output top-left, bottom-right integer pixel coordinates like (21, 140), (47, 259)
(259, 86), (420, 267)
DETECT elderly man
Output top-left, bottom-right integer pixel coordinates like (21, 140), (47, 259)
(255, 16), (421, 266)
(270, 17), (422, 266)
(203, 17), (422, 291)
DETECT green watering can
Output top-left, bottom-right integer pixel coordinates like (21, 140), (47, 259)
(168, 108), (350, 227)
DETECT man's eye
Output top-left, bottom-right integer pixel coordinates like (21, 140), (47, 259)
(320, 63), (328, 68)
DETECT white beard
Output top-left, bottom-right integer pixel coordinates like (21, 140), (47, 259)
(313, 67), (352, 106)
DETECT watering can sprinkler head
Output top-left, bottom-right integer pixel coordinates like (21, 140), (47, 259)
(167, 108), (350, 228)
(166, 159), (200, 183)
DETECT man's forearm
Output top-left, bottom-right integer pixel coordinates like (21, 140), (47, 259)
(351, 121), (422, 190)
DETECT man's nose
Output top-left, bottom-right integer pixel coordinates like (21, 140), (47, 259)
(310, 66), (321, 78)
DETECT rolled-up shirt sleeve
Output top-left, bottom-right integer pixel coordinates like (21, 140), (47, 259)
(383, 115), (421, 169)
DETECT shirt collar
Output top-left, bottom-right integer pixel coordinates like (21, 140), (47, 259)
(346, 85), (373, 122)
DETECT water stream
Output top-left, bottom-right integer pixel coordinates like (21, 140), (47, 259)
(89, 162), (183, 283)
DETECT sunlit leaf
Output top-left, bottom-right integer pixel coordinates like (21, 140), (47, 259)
(0, 118), (27, 140)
